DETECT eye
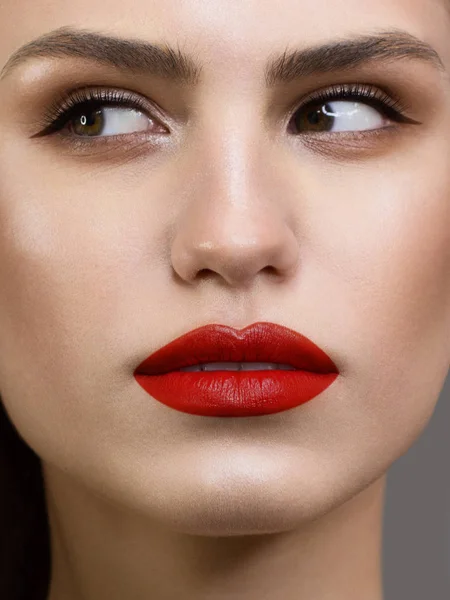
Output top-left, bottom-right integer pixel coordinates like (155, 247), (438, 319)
(292, 100), (387, 133)
(66, 106), (158, 137)
(288, 83), (417, 135)
(31, 87), (169, 140)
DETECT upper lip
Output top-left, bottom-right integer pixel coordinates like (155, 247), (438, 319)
(134, 322), (339, 376)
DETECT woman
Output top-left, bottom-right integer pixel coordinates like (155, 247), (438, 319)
(0, 0), (449, 598)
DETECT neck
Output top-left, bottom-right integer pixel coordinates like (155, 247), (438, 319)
(44, 464), (386, 600)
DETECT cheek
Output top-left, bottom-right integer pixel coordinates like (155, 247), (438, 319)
(0, 165), (152, 455)
(354, 172), (450, 359)
(339, 176), (450, 354)
(0, 132), (181, 474)
(309, 156), (450, 461)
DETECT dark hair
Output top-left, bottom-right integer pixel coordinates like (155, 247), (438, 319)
(0, 399), (51, 600)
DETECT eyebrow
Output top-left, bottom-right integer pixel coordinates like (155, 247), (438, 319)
(0, 26), (202, 84)
(265, 30), (445, 85)
(0, 26), (445, 86)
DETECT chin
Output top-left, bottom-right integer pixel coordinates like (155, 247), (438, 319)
(110, 452), (381, 537)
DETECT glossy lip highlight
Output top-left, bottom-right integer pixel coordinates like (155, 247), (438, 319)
(134, 321), (340, 417)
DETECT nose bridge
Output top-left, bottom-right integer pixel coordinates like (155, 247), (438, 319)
(197, 99), (259, 208)
(170, 99), (300, 287)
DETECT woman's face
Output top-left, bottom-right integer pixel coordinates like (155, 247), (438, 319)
(0, 0), (449, 534)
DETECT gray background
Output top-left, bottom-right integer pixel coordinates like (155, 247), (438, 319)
(383, 373), (450, 599)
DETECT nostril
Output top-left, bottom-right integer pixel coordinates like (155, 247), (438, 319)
(196, 269), (214, 280)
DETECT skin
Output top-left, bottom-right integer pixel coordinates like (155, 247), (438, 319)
(0, 0), (450, 598)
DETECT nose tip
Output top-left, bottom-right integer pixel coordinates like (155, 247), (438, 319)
(170, 212), (300, 288)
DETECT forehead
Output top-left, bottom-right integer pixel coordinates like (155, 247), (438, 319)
(0, 0), (449, 77)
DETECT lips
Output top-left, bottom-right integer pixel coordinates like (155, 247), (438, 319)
(134, 321), (339, 417)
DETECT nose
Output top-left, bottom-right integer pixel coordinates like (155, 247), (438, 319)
(170, 128), (300, 289)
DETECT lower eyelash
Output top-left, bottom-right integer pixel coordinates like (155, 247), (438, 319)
(50, 131), (163, 161)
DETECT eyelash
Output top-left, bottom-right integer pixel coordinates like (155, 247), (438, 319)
(32, 82), (413, 145)
(291, 82), (412, 128)
(33, 87), (163, 139)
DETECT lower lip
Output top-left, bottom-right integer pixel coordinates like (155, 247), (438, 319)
(134, 370), (339, 417)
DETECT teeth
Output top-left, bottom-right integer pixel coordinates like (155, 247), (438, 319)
(179, 362), (298, 372)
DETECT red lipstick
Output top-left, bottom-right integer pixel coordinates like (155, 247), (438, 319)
(134, 322), (339, 417)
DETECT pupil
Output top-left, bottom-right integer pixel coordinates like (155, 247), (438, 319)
(307, 109), (322, 125)
(294, 103), (334, 133)
(81, 111), (98, 127)
(74, 109), (103, 136)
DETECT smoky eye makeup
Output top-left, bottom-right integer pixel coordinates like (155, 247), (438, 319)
(26, 85), (172, 158)
(287, 82), (420, 133)
(281, 80), (424, 161)
(20, 64), (434, 162)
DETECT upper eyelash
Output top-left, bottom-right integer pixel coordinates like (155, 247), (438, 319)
(33, 87), (157, 137)
(293, 82), (411, 122)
